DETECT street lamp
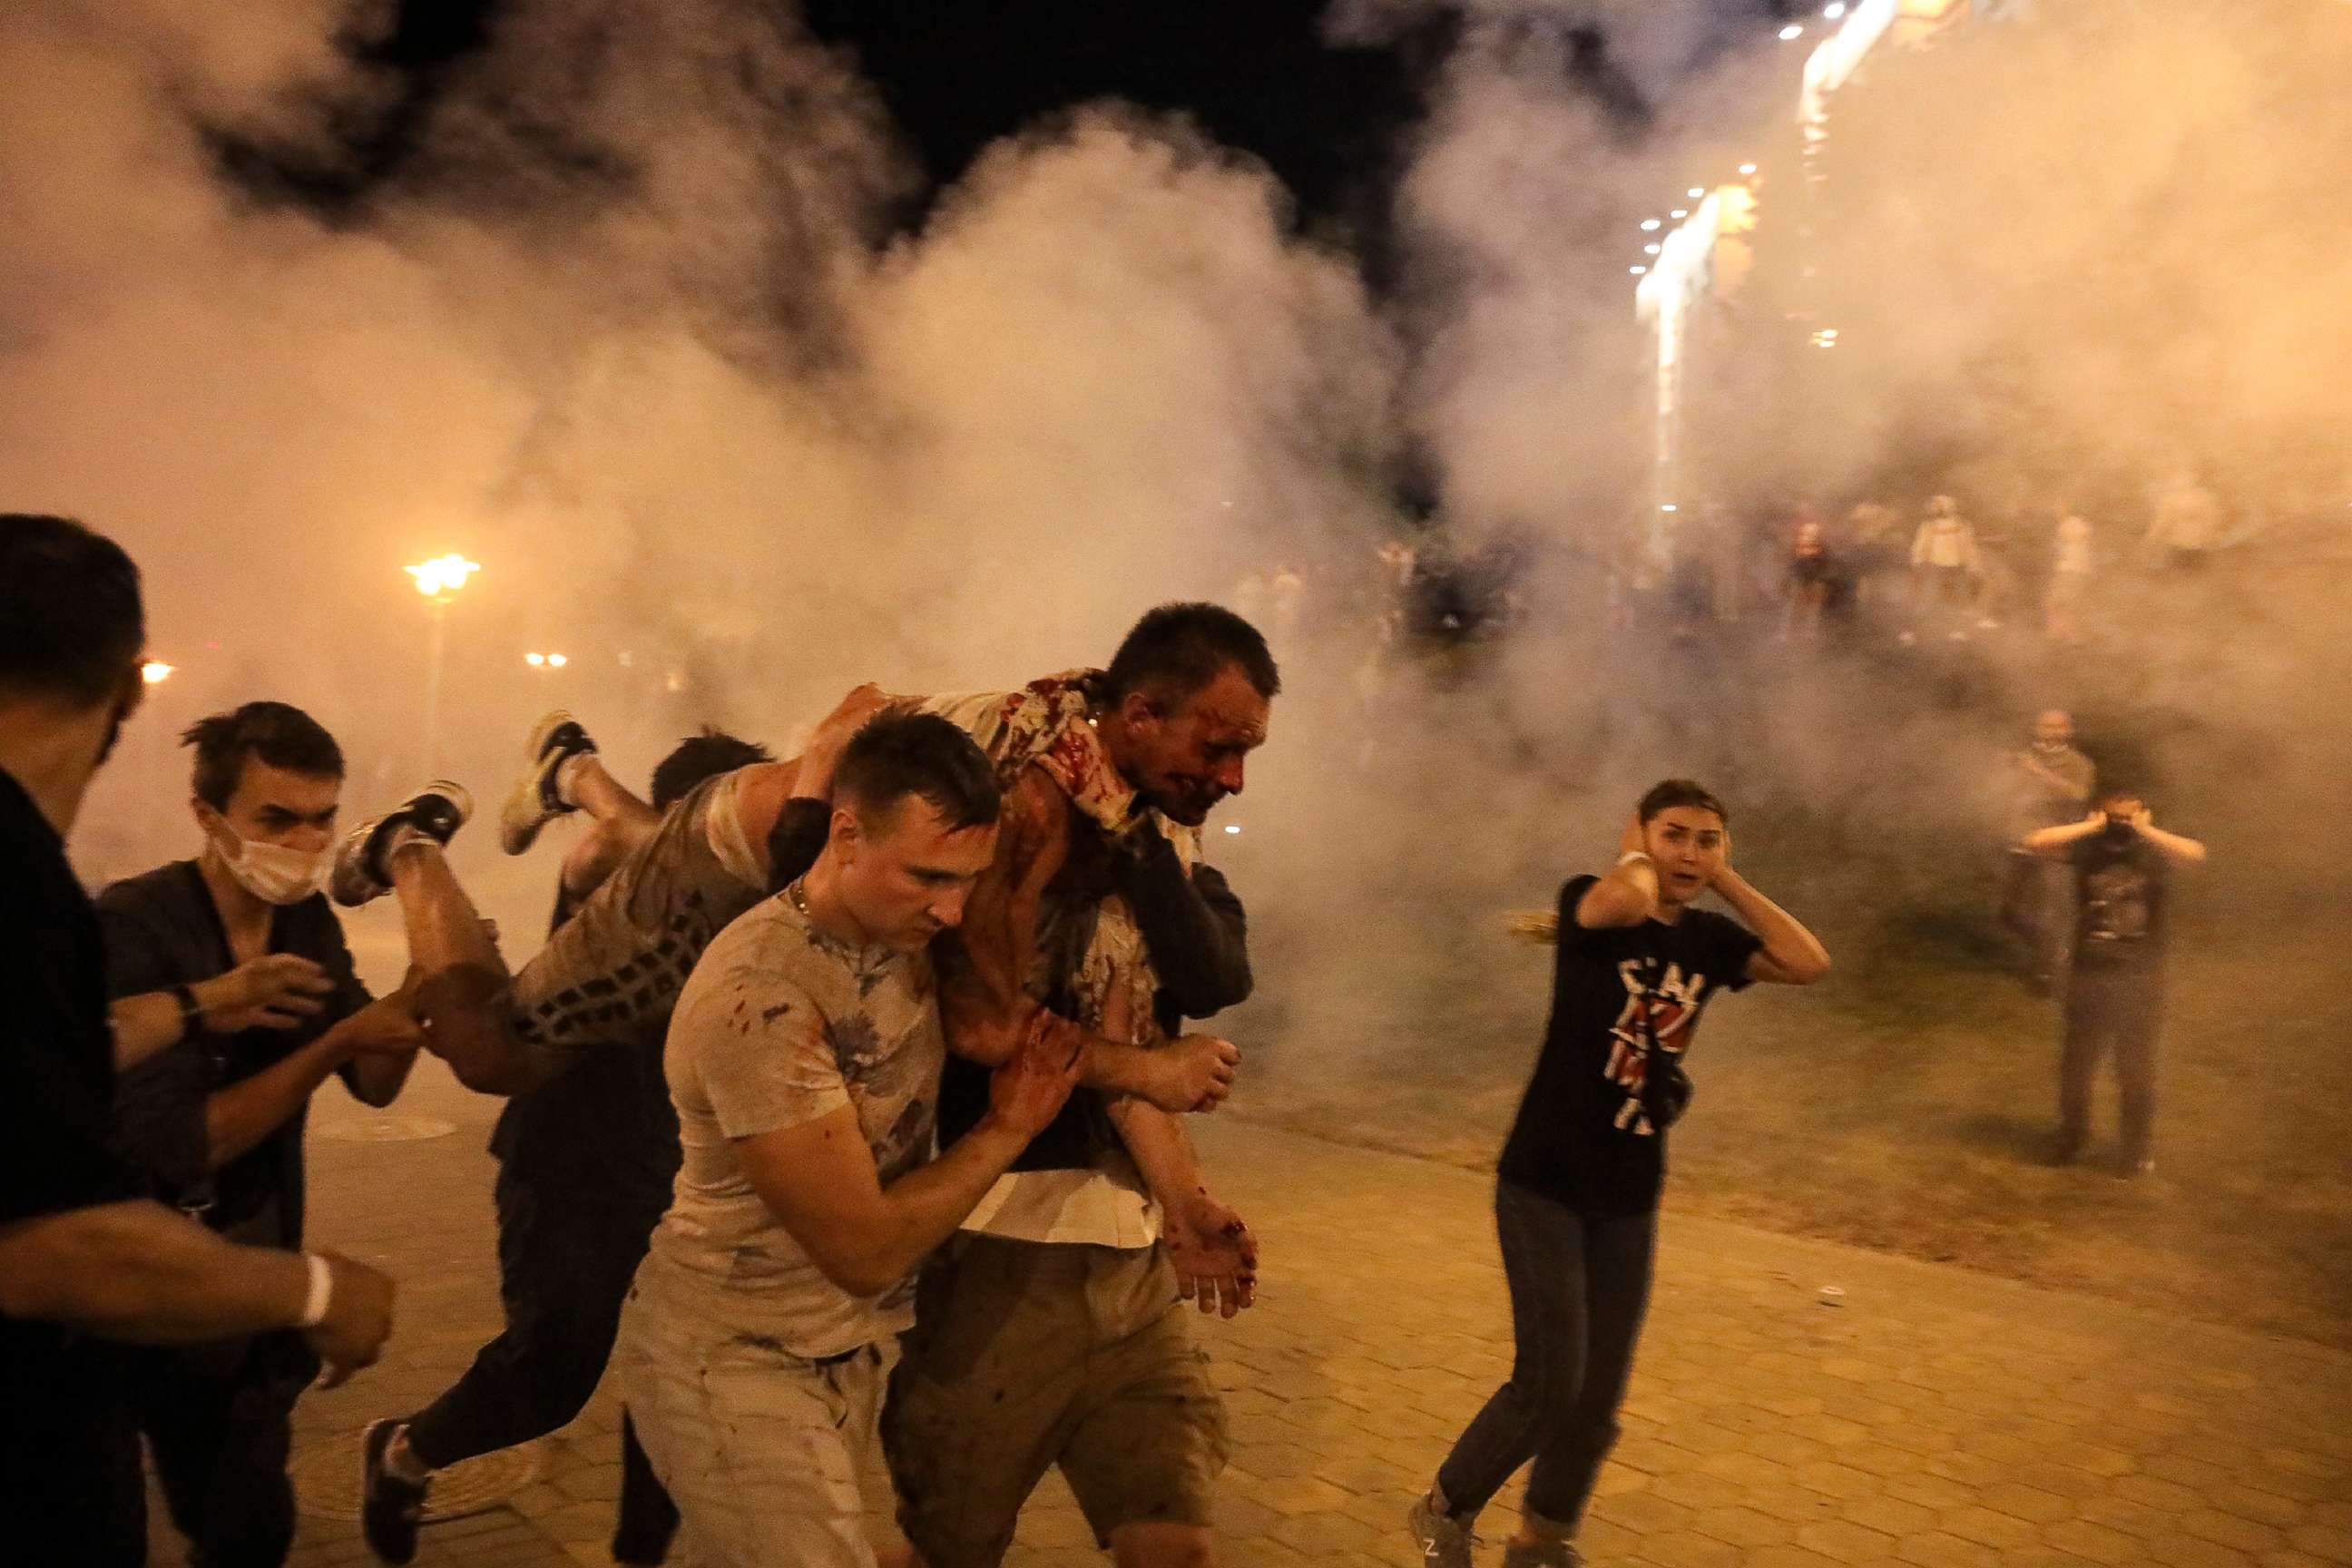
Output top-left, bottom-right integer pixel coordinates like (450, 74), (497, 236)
(405, 554), (479, 774)
(141, 660), (175, 685)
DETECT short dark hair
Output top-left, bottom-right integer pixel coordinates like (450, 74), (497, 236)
(182, 702), (346, 809)
(1638, 778), (1728, 827)
(0, 514), (145, 708)
(1104, 603), (1282, 708)
(835, 712), (1001, 833)
(651, 728), (773, 810)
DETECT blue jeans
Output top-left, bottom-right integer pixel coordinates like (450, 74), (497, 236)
(1436, 1181), (1656, 1529)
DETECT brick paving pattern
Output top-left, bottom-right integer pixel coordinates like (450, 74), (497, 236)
(153, 1073), (2352, 1567)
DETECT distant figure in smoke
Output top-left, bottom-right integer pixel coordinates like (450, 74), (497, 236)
(360, 727), (773, 1566)
(2147, 471), (2221, 572)
(2023, 786), (2206, 1177)
(2045, 509), (2095, 643)
(1781, 508), (1837, 642)
(1411, 782), (1829, 1568)
(1909, 494), (1983, 637)
(1998, 710), (2097, 992)
(96, 702), (426, 1568)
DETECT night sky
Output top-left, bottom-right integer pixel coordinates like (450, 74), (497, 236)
(214, 0), (1790, 261)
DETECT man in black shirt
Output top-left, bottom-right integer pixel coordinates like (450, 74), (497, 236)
(364, 726), (776, 1566)
(1411, 780), (1829, 1568)
(98, 701), (426, 1567)
(2024, 787), (2207, 1175)
(0, 514), (396, 1568)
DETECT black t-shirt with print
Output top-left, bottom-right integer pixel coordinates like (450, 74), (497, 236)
(2070, 829), (2169, 969)
(1498, 875), (1761, 1216)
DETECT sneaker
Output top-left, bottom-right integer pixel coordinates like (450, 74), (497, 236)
(2122, 1156), (2158, 1181)
(330, 782), (474, 907)
(1407, 1494), (1475, 1568)
(1503, 1542), (1585, 1568)
(360, 1418), (429, 1563)
(499, 710), (598, 856)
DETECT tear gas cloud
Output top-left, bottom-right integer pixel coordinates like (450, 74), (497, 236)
(7, 0), (2348, 1036)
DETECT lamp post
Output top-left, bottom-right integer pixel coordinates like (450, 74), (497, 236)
(405, 554), (479, 774)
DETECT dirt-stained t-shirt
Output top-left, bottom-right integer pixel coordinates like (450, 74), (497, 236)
(642, 881), (943, 1359)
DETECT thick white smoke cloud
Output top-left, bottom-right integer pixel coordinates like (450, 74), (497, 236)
(2, 0), (1400, 897)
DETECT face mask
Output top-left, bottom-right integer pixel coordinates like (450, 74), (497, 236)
(216, 828), (332, 905)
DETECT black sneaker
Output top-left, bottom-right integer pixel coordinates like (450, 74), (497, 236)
(330, 782), (474, 907)
(499, 710), (598, 856)
(360, 1418), (429, 1564)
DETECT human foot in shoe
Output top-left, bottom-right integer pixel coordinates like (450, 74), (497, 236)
(330, 782), (473, 907)
(359, 1418), (431, 1563)
(499, 710), (599, 856)
(1407, 1493), (1475, 1568)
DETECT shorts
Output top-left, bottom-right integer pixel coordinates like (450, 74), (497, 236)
(614, 1266), (896, 1568)
(507, 772), (766, 1075)
(885, 1234), (1228, 1565)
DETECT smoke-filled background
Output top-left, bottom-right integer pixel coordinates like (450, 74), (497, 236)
(8, 0), (2349, 1345)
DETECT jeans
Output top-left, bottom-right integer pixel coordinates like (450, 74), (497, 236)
(405, 1143), (676, 1544)
(2060, 963), (2164, 1161)
(1436, 1181), (1656, 1529)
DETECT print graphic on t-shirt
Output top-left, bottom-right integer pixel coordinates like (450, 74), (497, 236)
(1602, 958), (1710, 1135)
(2082, 862), (2152, 946)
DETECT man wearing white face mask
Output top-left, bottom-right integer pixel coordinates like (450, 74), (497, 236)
(95, 701), (429, 1568)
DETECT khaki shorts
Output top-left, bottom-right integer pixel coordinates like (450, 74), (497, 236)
(885, 1234), (1228, 1565)
(614, 1266), (895, 1568)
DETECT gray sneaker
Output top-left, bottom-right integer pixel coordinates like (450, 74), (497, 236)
(1407, 1494), (1475, 1568)
(1502, 1540), (1585, 1568)
(499, 710), (597, 855)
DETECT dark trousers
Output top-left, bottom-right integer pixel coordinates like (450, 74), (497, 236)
(1436, 1181), (1657, 1529)
(134, 1333), (316, 1568)
(405, 1152), (675, 1542)
(2060, 963), (2164, 1161)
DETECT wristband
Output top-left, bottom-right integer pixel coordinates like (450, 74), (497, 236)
(1617, 850), (1654, 868)
(170, 983), (204, 1039)
(297, 1252), (335, 1328)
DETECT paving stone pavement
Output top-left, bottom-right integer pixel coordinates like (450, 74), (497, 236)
(155, 1069), (2352, 1568)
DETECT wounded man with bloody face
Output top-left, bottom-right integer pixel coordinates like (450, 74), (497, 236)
(1413, 780), (1831, 1568)
(348, 603), (1271, 1563)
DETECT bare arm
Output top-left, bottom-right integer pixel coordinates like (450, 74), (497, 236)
(941, 772), (1238, 1112)
(1577, 817), (1662, 929)
(204, 994), (424, 1165)
(736, 1031), (1083, 1298)
(2024, 810), (2108, 858)
(2132, 812), (2208, 867)
(110, 955), (334, 1073)
(1107, 1098), (1257, 1317)
(1711, 862), (1832, 985)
